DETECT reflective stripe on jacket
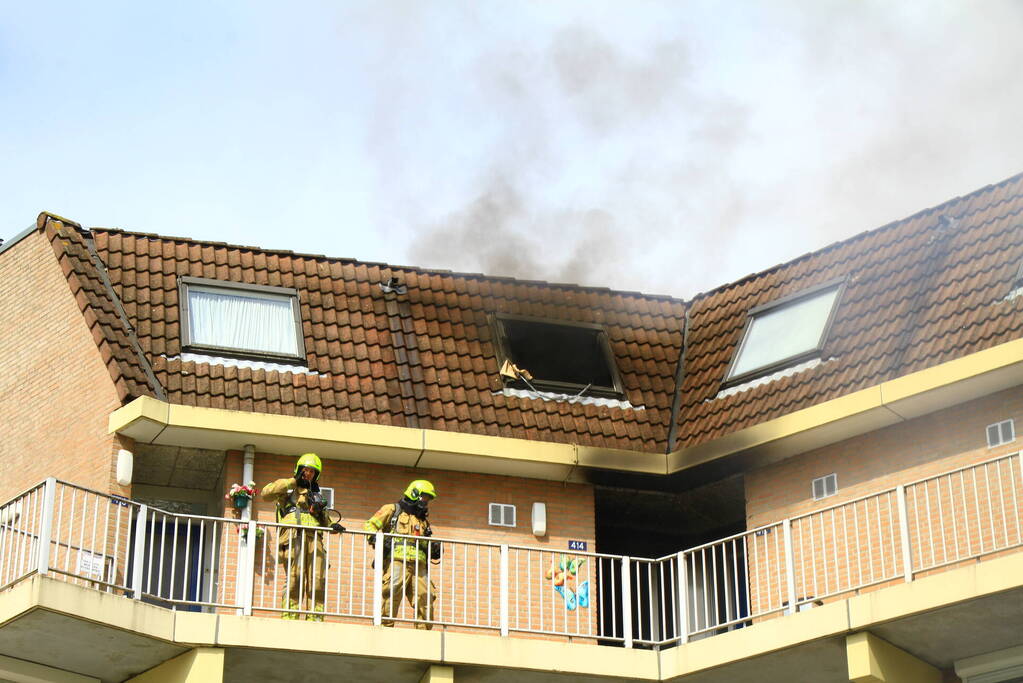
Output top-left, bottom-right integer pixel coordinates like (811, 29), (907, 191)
(364, 503), (430, 562)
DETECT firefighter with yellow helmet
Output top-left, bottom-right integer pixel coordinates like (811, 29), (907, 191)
(364, 479), (440, 629)
(261, 453), (344, 620)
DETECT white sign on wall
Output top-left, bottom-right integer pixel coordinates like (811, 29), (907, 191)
(76, 550), (107, 580)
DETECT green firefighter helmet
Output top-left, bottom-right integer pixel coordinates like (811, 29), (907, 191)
(294, 453), (322, 480)
(404, 479), (437, 501)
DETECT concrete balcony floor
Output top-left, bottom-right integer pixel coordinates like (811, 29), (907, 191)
(0, 551), (1021, 682)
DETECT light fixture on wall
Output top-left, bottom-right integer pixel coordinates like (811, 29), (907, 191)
(531, 502), (547, 537)
(116, 449), (133, 486)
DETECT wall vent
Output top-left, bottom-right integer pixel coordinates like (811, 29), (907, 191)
(488, 503), (516, 527)
(812, 474), (838, 501)
(987, 419), (1015, 448)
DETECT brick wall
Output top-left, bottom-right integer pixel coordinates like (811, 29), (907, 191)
(0, 230), (124, 500)
(221, 452), (597, 633)
(741, 385), (1023, 617)
(745, 385), (1023, 528)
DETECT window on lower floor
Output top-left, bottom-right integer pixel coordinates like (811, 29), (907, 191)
(725, 281), (843, 385)
(492, 314), (624, 397)
(179, 277), (305, 363)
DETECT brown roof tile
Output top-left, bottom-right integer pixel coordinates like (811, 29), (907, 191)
(36, 171), (1023, 458)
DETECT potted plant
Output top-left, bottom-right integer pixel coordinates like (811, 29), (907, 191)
(226, 482), (257, 509)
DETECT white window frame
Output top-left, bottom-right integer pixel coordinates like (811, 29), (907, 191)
(178, 276), (306, 363)
(319, 487), (335, 510)
(812, 473), (838, 501)
(724, 280), (844, 386)
(488, 503), (516, 527)
(986, 419), (1016, 448)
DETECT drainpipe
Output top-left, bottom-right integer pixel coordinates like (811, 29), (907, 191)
(236, 444), (257, 614)
(241, 445), (255, 523)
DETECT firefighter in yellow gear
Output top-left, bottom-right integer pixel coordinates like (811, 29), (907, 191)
(261, 453), (344, 620)
(364, 479), (440, 629)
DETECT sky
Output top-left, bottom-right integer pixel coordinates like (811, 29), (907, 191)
(2, 1), (1022, 299)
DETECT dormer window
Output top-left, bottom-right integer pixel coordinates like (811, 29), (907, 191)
(492, 314), (624, 398)
(179, 277), (305, 363)
(724, 281), (843, 385)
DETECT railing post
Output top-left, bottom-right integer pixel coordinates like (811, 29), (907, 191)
(242, 520), (257, 615)
(132, 505), (148, 600)
(35, 478), (56, 577)
(499, 544), (509, 637)
(372, 531), (384, 626)
(676, 551), (689, 644)
(621, 556), (633, 648)
(782, 519), (797, 615)
(896, 485), (914, 583)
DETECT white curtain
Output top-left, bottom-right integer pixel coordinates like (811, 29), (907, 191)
(730, 288), (838, 378)
(188, 289), (299, 356)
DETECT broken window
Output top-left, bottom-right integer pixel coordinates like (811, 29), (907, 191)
(179, 277), (305, 362)
(725, 281), (843, 385)
(492, 314), (623, 397)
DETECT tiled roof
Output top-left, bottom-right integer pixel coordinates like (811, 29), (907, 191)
(34, 171), (1023, 456)
(40, 215), (685, 452)
(673, 172), (1023, 449)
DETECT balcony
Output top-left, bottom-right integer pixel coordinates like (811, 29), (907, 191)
(0, 452), (1021, 681)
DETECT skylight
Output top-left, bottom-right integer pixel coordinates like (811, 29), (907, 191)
(179, 277), (305, 362)
(725, 281), (842, 384)
(492, 314), (623, 398)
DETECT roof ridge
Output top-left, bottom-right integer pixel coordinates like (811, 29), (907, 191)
(84, 226), (686, 302)
(688, 170), (1023, 303)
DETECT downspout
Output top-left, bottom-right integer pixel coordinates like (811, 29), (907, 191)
(241, 445), (255, 523)
(665, 305), (691, 455)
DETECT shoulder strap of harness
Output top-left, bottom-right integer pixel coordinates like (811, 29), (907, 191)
(276, 489), (298, 523)
(386, 501), (402, 533)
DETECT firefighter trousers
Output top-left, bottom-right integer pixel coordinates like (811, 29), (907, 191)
(277, 529), (326, 620)
(380, 558), (436, 629)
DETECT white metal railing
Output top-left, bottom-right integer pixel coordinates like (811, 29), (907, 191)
(1, 452), (1020, 648)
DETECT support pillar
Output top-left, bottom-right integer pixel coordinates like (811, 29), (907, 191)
(419, 664), (454, 683)
(126, 648), (225, 683)
(847, 632), (941, 683)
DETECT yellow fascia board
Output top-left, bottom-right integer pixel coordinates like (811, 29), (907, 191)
(109, 397), (665, 480)
(881, 336), (1023, 417)
(667, 386), (891, 473)
(109, 337), (1023, 478)
(577, 443), (668, 475)
(419, 429), (577, 480)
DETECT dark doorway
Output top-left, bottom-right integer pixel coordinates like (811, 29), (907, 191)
(594, 474), (747, 647)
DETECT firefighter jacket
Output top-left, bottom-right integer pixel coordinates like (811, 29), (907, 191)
(364, 503), (431, 562)
(261, 477), (329, 546)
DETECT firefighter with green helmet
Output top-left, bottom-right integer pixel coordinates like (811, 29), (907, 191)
(261, 453), (344, 620)
(364, 479), (440, 629)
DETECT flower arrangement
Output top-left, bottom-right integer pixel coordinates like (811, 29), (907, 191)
(226, 482), (257, 508)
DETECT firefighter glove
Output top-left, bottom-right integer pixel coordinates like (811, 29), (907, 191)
(331, 523), (345, 533)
